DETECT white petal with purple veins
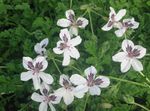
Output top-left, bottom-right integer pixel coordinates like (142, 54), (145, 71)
(76, 17), (89, 28)
(59, 74), (70, 86)
(134, 45), (146, 59)
(23, 57), (33, 70)
(65, 9), (75, 20)
(96, 76), (110, 88)
(122, 39), (134, 53)
(59, 28), (71, 41)
(84, 66), (97, 78)
(101, 21), (113, 31)
(53, 47), (64, 54)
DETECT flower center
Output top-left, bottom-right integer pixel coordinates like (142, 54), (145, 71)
(126, 45), (140, 58)
(63, 78), (72, 90)
(27, 61), (43, 74)
(123, 21), (134, 28)
(87, 73), (104, 87)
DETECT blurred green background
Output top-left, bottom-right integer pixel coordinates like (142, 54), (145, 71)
(0, 0), (150, 111)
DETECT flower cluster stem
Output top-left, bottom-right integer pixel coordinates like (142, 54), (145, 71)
(83, 94), (89, 111)
(52, 58), (62, 74)
(133, 102), (150, 111)
(88, 10), (94, 36)
(139, 71), (150, 85)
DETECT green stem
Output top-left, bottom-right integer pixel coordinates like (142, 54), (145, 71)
(81, 10), (88, 17)
(52, 59), (62, 74)
(139, 72), (150, 84)
(70, 0), (72, 9)
(54, 58), (83, 74)
(83, 94), (89, 111)
(88, 10), (94, 36)
(0, 66), (6, 68)
(107, 76), (148, 88)
(133, 102), (150, 111)
(146, 54), (150, 56)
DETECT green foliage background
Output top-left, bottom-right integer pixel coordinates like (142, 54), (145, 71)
(0, 0), (150, 111)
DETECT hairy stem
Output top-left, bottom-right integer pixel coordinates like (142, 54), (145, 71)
(133, 102), (150, 111)
(52, 59), (62, 74)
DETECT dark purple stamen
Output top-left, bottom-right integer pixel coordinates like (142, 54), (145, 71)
(68, 14), (75, 23)
(28, 61), (34, 70)
(35, 62), (43, 71)
(126, 45), (140, 58)
(49, 95), (57, 101)
(94, 78), (103, 85)
(77, 20), (83, 26)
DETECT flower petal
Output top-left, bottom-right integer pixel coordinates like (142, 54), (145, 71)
(109, 7), (116, 19)
(76, 17), (89, 28)
(53, 47), (64, 54)
(65, 9), (75, 20)
(95, 76), (110, 88)
(73, 91), (85, 98)
(62, 51), (70, 66)
(49, 94), (61, 104)
(40, 82), (50, 95)
(121, 59), (131, 73)
(21, 71), (33, 81)
(115, 9), (126, 21)
(23, 57), (33, 70)
(101, 21), (113, 31)
(115, 28), (126, 37)
(70, 36), (82, 47)
(31, 92), (44, 102)
(131, 59), (143, 72)
(122, 39), (134, 53)
(57, 19), (71, 27)
(39, 72), (54, 84)
(74, 85), (88, 93)
(59, 74), (70, 86)
(32, 76), (41, 90)
(112, 52), (126, 62)
(69, 26), (78, 36)
(49, 103), (56, 111)
(39, 102), (48, 111)
(70, 74), (87, 85)
(134, 45), (146, 59)
(55, 87), (65, 98)
(40, 38), (49, 48)
(68, 47), (80, 59)
(34, 43), (43, 55)
(89, 86), (101, 95)
(84, 66), (97, 78)
(59, 28), (71, 41)
(34, 56), (48, 71)
(63, 90), (74, 105)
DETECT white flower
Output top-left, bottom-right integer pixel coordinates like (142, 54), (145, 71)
(55, 74), (85, 105)
(31, 83), (61, 111)
(53, 29), (82, 66)
(34, 38), (49, 56)
(112, 39), (146, 73)
(115, 18), (139, 37)
(57, 9), (89, 36)
(21, 56), (54, 90)
(70, 66), (110, 96)
(102, 7), (126, 31)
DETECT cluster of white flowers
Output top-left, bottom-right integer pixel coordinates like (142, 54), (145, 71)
(20, 9), (110, 111)
(101, 7), (146, 73)
(20, 7), (147, 111)
(102, 7), (139, 37)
